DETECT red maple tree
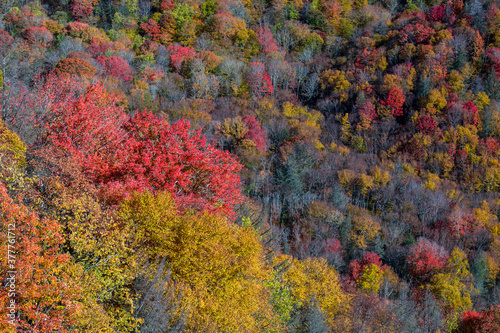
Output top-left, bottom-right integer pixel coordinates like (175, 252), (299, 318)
(407, 237), (448, 283)
(140, 19), (163, 42)
(463, 101), (480, 126)
(482, 137), (499, 156)
(359, 100), (377, 120)
(381, 87), (405, 117)
(256, 27), (279, 55)
(23, 27), (53, 46)
(416, 114), (438, 135)
(39, 78), (243, 216)
(167, 45), (196, 72)
(88, 39), (114, 56)
(242, 115), (267, 152)
(427, 5), (445, 22)
(249, 62), (273, 96)
(160, 0), (175, 11)
(96, 56), (133, 81)
(460, 306), (500, 333)
(71, 0), (98, 21)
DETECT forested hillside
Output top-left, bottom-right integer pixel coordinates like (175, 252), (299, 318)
(1, 0), (500, 331)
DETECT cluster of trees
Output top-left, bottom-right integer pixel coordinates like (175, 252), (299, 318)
(1, 0), (500, 331)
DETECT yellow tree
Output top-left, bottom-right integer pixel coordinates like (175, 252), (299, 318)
(282, 101), (324, 145)
(356, 264), (384, 294)
(273, 254), (350, 328)
(0, 120), (28, 190)
(348, 205), (381, 250)
(320, 69), (351, 102)
(429, 248), (477, 329)
(119, 191), (278, 332)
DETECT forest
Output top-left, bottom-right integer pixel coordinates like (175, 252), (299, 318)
(1, 0), (500, 331)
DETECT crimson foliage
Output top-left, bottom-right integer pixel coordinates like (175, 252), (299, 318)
(249, 62), (273, 96)
(96, 56), (133, 81)
(407, 238), (448, 283)
(41, 79), (243, 216)
(460, 306), (500, 333)
(167, 45), (196, 72)
(242, 115), (267, 152)
(381, 87), (405, 117)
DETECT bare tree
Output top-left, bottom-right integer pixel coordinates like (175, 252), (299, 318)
(134, 257), (188, 333)
(217, 59), (245, 96)
(466, 0), (486, 32)
(59, 37), (85, 57)
(117, 49), (136, 68)
(268, 59), (294, 90)
(44, 50), (63, 69)
(449, 34), (468, 69)
(447, 101), (464, 128)
(275, 27), (297, 52)
(324, 36), (343, 56)
(294, 63), (309, 97)
(138, 0), (152, 20)
(194, 33), (214, 52)
(1, 0), (27, 14)
(188, 72), (219, 99)
(155, 45), (170, 70)
(158, 74), (187, 104)
(418, 290), (444, 333)
(301, 73), (319, 101)
(298, 48), (314, 63)
(384, 0), (400, 17)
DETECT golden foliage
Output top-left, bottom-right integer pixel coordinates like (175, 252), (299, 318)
(348, 205), (381, 250)
(426, 88), (448, 114)
(119, 191), (277, 332)
(429, 248), (476, 317)
(370, 166), (391, 186)
(282, 102), (323, 142)
(0, 120), (29, 190)
(423, 172), (441, 191)
(356, 264), (383, 294)
(320, 69), (351, 102)
(273, 254), (350, 326)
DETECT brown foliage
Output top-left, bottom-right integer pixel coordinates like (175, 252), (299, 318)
(55, 58), (97, 78)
